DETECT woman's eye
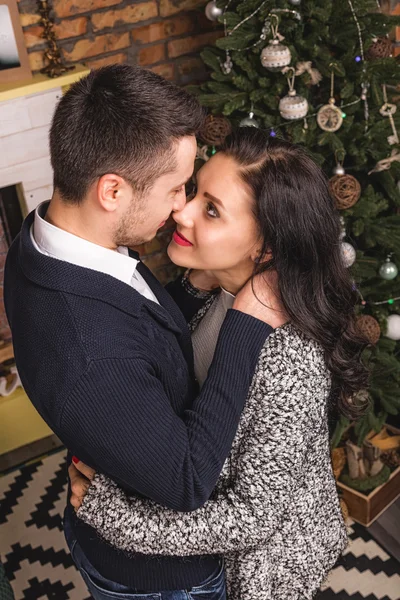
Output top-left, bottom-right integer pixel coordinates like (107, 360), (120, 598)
(206, 202), (219, 218)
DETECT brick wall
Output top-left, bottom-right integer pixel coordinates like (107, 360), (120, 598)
(393, 1), (400, 57)
(0, 1), (220, 341)
(18, 0), (219, 84)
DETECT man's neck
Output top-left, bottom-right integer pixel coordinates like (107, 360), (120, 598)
(45, 194), (117, 250)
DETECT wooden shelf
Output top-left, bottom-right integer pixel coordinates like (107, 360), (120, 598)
(0, 63), (90, 103)
(0, 342), (14, 364)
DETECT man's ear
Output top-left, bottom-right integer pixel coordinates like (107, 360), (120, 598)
(97, 174), (126, 213)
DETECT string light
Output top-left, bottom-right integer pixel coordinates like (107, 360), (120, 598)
(347, 0), (365, 62)
(346, 0), (371, 130)
(357, 289), (400, 307)
(228, 0), (269, 34)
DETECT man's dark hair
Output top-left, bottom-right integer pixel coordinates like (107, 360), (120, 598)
(49, 64), (205, 203)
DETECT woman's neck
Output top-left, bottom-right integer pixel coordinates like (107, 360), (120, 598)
(212, 264), (254, 296)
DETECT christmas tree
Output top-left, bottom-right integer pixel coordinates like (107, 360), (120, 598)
(191, 0), (400, 480)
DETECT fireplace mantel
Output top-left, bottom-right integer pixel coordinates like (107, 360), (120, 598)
(0, 63), (89, 102)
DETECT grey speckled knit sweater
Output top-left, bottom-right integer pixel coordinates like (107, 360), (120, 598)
(78, 299), (348, 600)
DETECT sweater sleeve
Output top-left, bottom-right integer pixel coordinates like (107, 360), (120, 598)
(77, 349), (313, 555)
(62, 309), (272, 512)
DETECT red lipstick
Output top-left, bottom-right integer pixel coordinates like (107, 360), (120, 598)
(172, 230), (193, 247)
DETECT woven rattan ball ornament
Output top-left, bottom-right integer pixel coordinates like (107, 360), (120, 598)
(329, 174), (361, 210)
(199, 115), (232, 146)
(357, 315), (381, 345)
(366, 37), (393, 60)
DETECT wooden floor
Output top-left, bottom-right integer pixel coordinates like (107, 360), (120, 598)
(369, 497), (400, 563)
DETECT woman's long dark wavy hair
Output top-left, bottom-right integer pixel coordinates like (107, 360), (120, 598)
(221, 128), (369, 419)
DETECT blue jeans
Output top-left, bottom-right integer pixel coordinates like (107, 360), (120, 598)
(64, 514), (226, 600)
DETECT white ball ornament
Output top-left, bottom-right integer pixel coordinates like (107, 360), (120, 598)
(341, 242), (356, 268)
(261, 40), (291, 72)
(385, 314), (400, 340)
(279, 89), (308, 120)
(205, 0), (223, 21)
(332, 163), (345, 176)
(289, 0), (302, 5)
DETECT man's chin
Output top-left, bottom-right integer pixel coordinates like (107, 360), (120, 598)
(119, 233), (154, 248)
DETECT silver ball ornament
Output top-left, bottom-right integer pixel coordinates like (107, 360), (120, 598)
(289, 0), (302, 5)
(341, 242), (356, 268)
(221, 55), (233, 74)
(239, 112), (259, 128)
(333, 164), (345, 176)
(379, 259), (398, 280)
(385, 314), (400, 340)
(205, 1), (223, 21)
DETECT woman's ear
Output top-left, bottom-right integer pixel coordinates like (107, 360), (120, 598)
(251, 246), (272, 264)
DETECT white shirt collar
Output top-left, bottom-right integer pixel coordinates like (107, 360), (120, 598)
(31, 202), (138, 286)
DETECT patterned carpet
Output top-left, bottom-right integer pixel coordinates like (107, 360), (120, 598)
(0, 449), (399, 600)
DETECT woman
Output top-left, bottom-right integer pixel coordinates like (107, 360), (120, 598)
(70, 130), (368, 599)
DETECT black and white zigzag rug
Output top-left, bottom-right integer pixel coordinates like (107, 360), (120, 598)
(1, 450), (399, 600)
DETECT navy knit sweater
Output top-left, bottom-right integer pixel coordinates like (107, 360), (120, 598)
(4, 211), (272, 591)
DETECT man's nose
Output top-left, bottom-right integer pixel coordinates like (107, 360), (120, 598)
(173, 201), (194, 228)
(172, 190), (187, 212)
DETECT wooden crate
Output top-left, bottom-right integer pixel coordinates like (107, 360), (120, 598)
(337, 425), (400, 527)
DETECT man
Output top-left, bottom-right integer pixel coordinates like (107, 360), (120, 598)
(4, 65), (276, 599)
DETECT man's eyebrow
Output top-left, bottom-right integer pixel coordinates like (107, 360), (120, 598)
(204, 191), (225, 210)
(170, 176), (193, 191)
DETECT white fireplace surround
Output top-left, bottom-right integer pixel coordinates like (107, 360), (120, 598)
(0, 87), (61, 215)
(0, 65), (89, 216)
